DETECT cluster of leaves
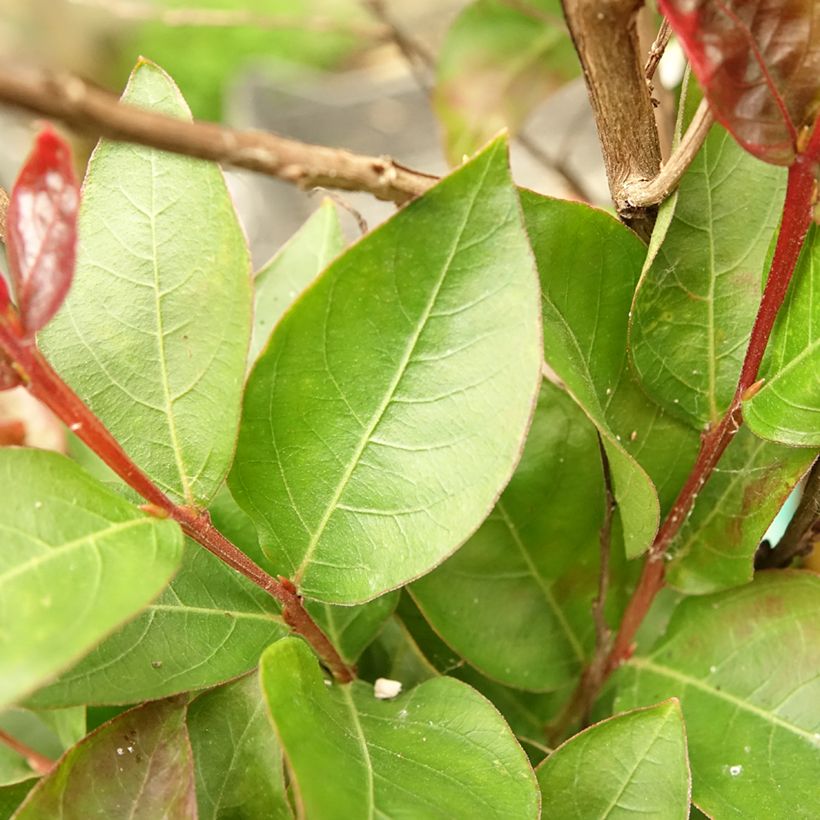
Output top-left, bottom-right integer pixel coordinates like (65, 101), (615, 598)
(0, 1), (818, 817)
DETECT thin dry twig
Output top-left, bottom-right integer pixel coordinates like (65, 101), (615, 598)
(644, 18), (672, 83)
(0, 64), (438, 205)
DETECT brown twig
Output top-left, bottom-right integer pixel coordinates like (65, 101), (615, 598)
(644, 18), (671, 83)
(0, 729), (54, 776)
(756, 460), (820, 569)
(0, 65), (438, 206)
(0, 321), (354, 683)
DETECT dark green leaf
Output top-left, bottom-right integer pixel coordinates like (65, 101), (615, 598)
(230, 139), (542, 602)
(0, 780), (35, 820)
(40, 59), (252, 505)
(616, 572), (820, 818)
(260, 637), (540, 819)
(251, 199), (345, 364)
(14, 697), (195, 819)
(0, 449), (182, 708)
(536, 700), (690, 819)
(187, 674), (292, 820)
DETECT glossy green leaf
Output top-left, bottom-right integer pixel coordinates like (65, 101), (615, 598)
(261, 638), (539, 819)
(616, 572), (820, 818)
(187, 674), (292, 820)
(537, 700), (690, 819)
(522, 193), (699, 557)
(435, 0), (577, 164)
(411, 379), (604, 690)
(251, 199), (344, 364)
(0, 449), (182, 708)
(40, 58), (252, 505)
(0, 780), (35, 820)
(230, 139), (543, 603)
(746, 224), (820, 446)
(14, 697), (195, 819)
(630, 122), (786, 428)
(28, 541), (286, 707)
(667, 428), (814, 593)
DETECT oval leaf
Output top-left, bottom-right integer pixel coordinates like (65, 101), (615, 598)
(14, 697), (195, 819)
(229, 138), (542, 603)
(659, 0), (820, 164)
(40, 59), (252, 505)
(745, 223), (820, 446)
(260, 637), (540, 819)
(615, 572), (820, 818)
(536, 700), (690, 819)
(0, 449), (182, 708)
(6, 127), (79, 334)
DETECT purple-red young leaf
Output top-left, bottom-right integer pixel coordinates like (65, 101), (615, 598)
(6, 127), (79, 334)
(659, 0), (820, 165)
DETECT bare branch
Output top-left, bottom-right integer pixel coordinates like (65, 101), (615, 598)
(0, 65), (438, 205)
(622, 98), (713, 208)
(644, 18), (672, 82)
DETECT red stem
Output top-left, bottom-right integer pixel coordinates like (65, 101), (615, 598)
(0, 321), (353, 683)
(0, 728), (54, 776)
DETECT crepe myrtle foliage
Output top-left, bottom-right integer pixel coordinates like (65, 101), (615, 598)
(0, 1), (818, 817)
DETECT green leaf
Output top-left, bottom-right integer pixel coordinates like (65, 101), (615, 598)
(14, 697), (195, 819)
(251, 199), (345, 364)
(616, 572), (820, 819)
(40, 58), (252, 505)
(0, 449), (182, 708)
(745, 223), (820, 446)
(260, 638), (540, 819)
(666, 428), (814, 593)
(630, 123), (786, 428)
(411, 380), (605, 690)
(435, 0), (577, 164)
(0, 780), (35, 820)
(187, 674), (292, 820)
(536, 700), (690, 819)
(522, 193), (699, 557)
(230, 138), (543, 603)
(27, 542), (286, 707)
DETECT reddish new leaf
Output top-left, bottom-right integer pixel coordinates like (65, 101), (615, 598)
(0, 354), (21, 391)
(6, 127), (79, 334)
(659, 0), (820, 165)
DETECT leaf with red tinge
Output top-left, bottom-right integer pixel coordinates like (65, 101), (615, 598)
(0, 354), (21, 391)
(659, 0), (820, 164)
(6, 127), (79, 334)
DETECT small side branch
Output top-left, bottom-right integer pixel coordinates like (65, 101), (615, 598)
(0, 729), (54, 776)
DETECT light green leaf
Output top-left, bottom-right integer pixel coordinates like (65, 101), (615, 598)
(40, 58), (252, 505)
(411, 379), (605, 690)
(522, 192), (698, 557)
(251, 199), (345, 364)
(260, 638), (540, 819)
(0, 449), (182, 709)
(536, 700), (690, 819)
(616, 572), (820, 819)
(435, 0), (577, 164)
(746, 224), (820, 446)
(666, 428), (814, 593)
(230, 139), (543, 602)
(14, 697), (195, 819)
(187, 674), (292, 820)
(630, 124), (786, 428)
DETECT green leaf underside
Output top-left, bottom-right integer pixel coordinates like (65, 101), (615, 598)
(40, 59), (252, 505)
(411, 380), (605, 691)
(28, 542), (286, 708)
(630, 122), (786, 428)
(250, 199), (345, 365)
(616, 572), (820, 819)
(666, 427), (814, 593)
(229, 139), (543, 603)
(434, 0), (577, 164)
(0, 449), (182, 709)
(746, 223), (820, 446)
(260, 638), (540, 819)
(536, 700), (690, 819)
(521, 193), (699, 557)
(187, 674), (292, 820)
(14, 698), (196, 819)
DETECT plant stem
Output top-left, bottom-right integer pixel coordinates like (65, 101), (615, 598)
(0, 323), (354, 683)
(0, 729), (54, 775)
